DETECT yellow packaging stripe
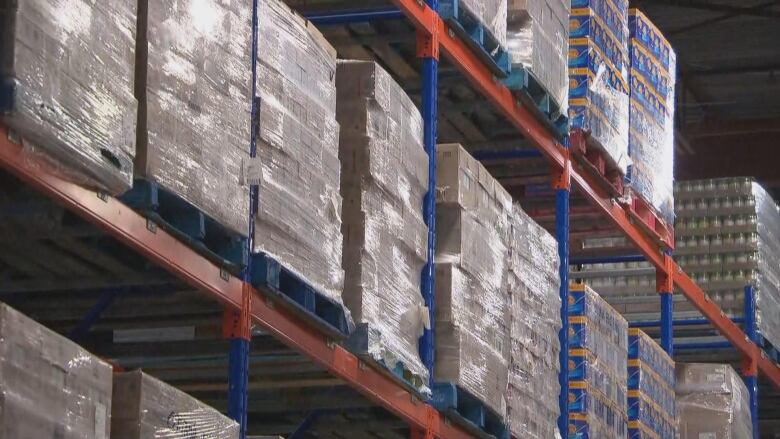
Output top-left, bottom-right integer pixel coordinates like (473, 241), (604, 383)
(628, 421), (662, 439)
(571, 413), (588, 421)
(630, 41), (673, 80)
(629, 8), (670, 48)
(571, 7), (628, 51)
(630, 68), (670, 104)
(628, 362), (676, 396)
(571, 282), (587, 292)
(570, 315), (587, 324)
(570, 34), (628, 76)
(628, 389), (677, 424)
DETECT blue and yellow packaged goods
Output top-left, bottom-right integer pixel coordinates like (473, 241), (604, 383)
(627, 329), (677, 439)
(626, 9), (676, 224)
(568, 282), (629, 439)
(568, 0), (631, 176)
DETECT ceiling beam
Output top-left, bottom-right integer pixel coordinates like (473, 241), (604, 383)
(668, 1), (780, 35)
(685, 117), (780, 139)
(633, 0), (780, 18)
(688, 62), (780, 77)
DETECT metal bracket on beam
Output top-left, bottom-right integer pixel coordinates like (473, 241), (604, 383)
(223, 284), (253, 340)
(656, 252), (675, 293)
(551, 143), (571, 190)
(416, 27), (439, 60)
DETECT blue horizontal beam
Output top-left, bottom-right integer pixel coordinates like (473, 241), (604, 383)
(630, 316), (745, 328)
(674, 341), (733, 350)
(471, 149), (543, 160)
(569, 254), (646, 265)
(305, 7), (404, 25)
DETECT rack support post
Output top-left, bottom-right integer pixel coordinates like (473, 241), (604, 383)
(417, 0), (439, 387)
(658, 251), (674, 355)
(742, 284), (759, 439)
(553, 143), (571, 437)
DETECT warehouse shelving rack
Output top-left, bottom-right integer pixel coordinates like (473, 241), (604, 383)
(0, 0), (778, 437)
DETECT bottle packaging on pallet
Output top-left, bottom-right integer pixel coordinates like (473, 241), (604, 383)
(135, 0), (251, 235)
(435, 143), (513, 418)
(675, 363), (753, 439)
(336, 60), (430, 393)
(506, 205), (562, 438)
(0, 0), (137, 194)
(254, 0), (345, 303)
(627, 329), (677, 439)
(0, 302), (113, 438)
(507, 0), (570, 110)
(568, 0), (631, 175)
(568, 282), (629, 439)
(112, 370), (239, 438)
(626, 9), (676, 224)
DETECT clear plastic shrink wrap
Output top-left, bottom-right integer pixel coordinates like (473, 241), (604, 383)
(0, 0), (137, 194)
(0, 302), (113, 438)
(254, 0), (345, 303)
(507, 0), (570, 108)
(451, 0), (508, 47)
(136, 0), (251, 235)
(569, 0), (631, 175)
(435, 143), (513, 417)
(506, 204), (562, 438)
(568, 282), (629, 439)
(675, 363), (752, 439)
(675, 178), (780, 350)
(112, 370), (239, 438)
(337, 60), (429, 393)
(627, 9), (676, 224)
(628, 329), (677, 439)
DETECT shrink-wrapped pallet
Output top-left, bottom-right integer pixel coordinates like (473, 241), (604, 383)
(450, 0), (508, 48)
(506, 205), (562, 438)
(337, 60), (429, 393)
(628, 329), (677, 439)
(112, 370), (238, 438)
(0, 302), (113, 438)
(254, 0), (344, 302)
(435, 143), (513, 416)
(676, 363), (752, 439)
(0, 0), (137, 193)
(507, 0), (569, 108)
(135, 0), (251, 235)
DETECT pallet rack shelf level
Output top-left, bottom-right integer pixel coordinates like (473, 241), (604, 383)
(0, 125), (473, 439)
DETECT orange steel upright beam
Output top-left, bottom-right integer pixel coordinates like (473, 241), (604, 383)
(0, 126), (471, 439)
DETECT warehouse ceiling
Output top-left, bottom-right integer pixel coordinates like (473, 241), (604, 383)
(631, 0), (780, 194)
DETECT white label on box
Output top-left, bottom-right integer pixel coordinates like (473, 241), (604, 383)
(698, 433), (716, 439)
(240, 157), (263, 186)
(706, 373), (725, 383)
(95, 403), (107, 439)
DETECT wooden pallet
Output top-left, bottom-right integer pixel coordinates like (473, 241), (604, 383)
(439, 0), (511, 77)
(502, 64), (569, 139)
(251, 252), (351, 338)
(120, 178), (248, 273)
(431, 382), (510, 439)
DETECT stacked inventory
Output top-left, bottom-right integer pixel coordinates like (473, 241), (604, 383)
(676, 177), (780, 349)
(627, 10), (676, 224)
(627, 329), (676, 439)
(434, 143), (512, 417)
(675, 363), (752, 438)
(1, 0), (137, 194)
(112, 370), (239, 438)
(337, 60), (430, 393)
(136, 0), (250, 235)
(506, 0), (570, 108)
(254, 0), (345, 301)
(569, 0), (630, 174)
(0, 303), (113, 438)
(569, 282), (629, 438)
(454, 0), (508, 48)
(506, 205), (562, 438)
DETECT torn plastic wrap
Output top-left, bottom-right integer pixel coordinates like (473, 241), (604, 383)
(459, 0), (508, 48)
(507, 204), (562, 438)
(136, 0), (252, 235)
(254, 0), (345, 304)
(112, 370), (239, 438)
(337, 60), (430, 394)
(569, 0), (631, 175)
(628, 329), (677, 439)
(675, 363), (753, 439)
(0, 0), (137, 194)
(569, 282), (629, 439)
(627, 9), (676, 224)
(507, 0), (570, 109)
(0, 302), (113, 438)
(675, 178), (780, 350)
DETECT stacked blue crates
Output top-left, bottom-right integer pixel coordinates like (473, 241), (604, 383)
(568, 282), (629, 439)
(569, 0), (631, 175)
(626, 10), (677, 224)
(627, 329), (677, 438)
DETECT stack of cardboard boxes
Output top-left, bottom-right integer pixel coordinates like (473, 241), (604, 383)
(568, 282), (629, 438)
(337, 60), (430, 393)
(434, 143), (513, 417)
(627, 10), (676, 224)
(1, 0), (138, 194)
(507, 0), (570, 109)
(569, 0), (631, 175)
(628, 329), (676, 438)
